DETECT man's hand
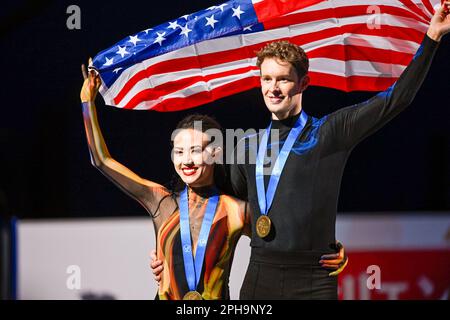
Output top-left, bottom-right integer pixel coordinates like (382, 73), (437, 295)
(427, 2), (450, 42)
(320, 241), (349, 277)
(150, 249), (163, 284)
(80, 58), (101, 103)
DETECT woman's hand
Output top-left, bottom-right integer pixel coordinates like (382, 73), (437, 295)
(320, 241), (349, 277)
(80, 58), (101, 103)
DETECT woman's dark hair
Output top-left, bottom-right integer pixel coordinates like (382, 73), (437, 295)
(166, 114), (229, 194)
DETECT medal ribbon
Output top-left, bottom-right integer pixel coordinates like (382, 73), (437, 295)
(179, 186), (219, 292)
(256, 111), (308, 215)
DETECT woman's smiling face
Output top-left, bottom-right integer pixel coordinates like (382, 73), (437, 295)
(172, 128), (216, 188)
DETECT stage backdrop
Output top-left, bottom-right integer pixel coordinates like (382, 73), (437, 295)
(16, 214), (450, 300)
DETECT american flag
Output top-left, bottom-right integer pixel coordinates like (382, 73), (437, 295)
(92, 0), (441, 112)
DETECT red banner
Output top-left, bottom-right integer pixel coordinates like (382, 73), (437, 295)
(338, 250), (450, 300)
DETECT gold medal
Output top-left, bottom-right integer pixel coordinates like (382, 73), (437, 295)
(256, 215), (271, 238)
(183, 290), (203, 300)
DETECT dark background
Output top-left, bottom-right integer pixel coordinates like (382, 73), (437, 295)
(1, 0), (449, 219)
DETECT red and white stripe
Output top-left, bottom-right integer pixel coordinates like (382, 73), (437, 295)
(99, 0), (441, 111)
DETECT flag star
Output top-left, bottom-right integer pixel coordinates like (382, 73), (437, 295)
(113, 67), (123, 74)
(181, 14), (189, 20)
(232, 6), (245, 19)
(103, 57), (114, 67)
(116, 46), (129, 58)
(144, 28), (153, 34)
(217, 4), (228, 12)
(179, 24), (192, 38)
(168, 20), (180, 30)
(243, 26), (252, 31)
(205, 14), (218, 29)
(128, 35), (142, 46)
(153, 31), (166, 46)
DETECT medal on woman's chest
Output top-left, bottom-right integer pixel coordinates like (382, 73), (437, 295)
(183, 290), (203, 300)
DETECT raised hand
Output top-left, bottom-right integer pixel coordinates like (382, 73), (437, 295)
(80, 58), (101, 103)
(427, 2), (450, 41)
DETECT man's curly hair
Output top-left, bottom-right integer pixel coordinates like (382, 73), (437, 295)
(256, 41), (309, 79)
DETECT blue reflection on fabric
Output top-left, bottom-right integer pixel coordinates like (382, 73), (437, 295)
(243, 116), (327, 155)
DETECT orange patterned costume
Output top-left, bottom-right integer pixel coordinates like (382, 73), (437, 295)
(157, 188), (250, 299)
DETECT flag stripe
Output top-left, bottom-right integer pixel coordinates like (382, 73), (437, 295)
(398, 0), (436, 21)
(309, 72), (398, 91)
(293, 0), (434, 16)
(252, 0), (324, 22)
(422, 0), (438, 15)
(266, 5), (429, 30)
